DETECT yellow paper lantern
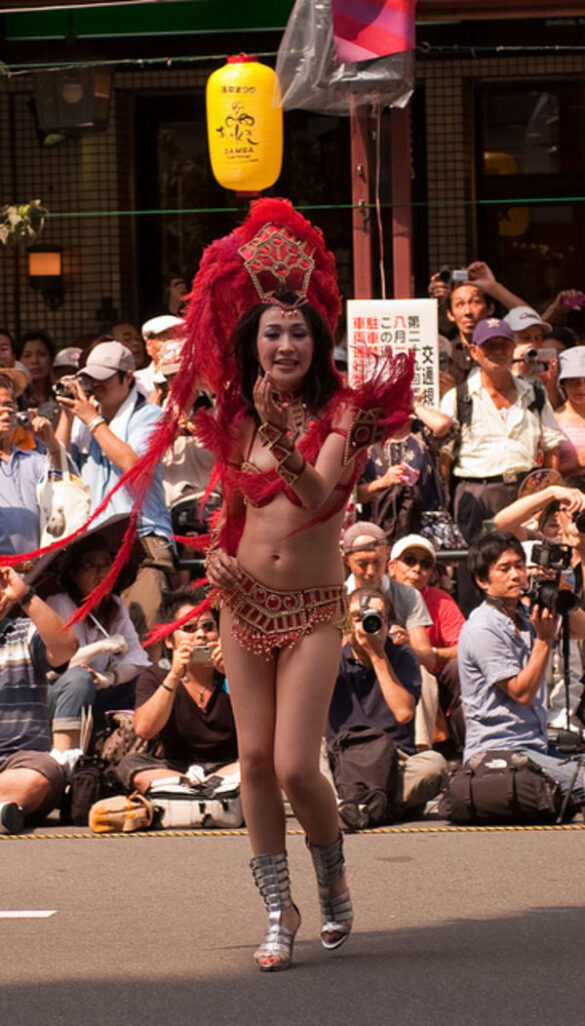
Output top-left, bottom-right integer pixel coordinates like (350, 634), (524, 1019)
(206, 54), (283, 193)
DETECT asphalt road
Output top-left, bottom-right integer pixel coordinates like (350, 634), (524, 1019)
(1, 824), (584, 1026)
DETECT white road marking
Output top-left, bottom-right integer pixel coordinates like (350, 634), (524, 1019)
(0, 910), (56, 918)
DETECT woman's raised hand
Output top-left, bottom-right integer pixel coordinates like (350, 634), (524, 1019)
(253, 372), (289, 429)
(205, 549), (243, 590)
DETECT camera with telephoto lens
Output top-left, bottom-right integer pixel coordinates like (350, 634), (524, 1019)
(359, 594), (384, 635)
(525, 541), (579, 615)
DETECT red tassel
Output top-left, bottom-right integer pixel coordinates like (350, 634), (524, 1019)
(142, 589), (212, 648)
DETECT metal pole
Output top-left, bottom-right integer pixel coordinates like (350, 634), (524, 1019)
(390, 104), (413, 299)
(350, 98), (373, 299)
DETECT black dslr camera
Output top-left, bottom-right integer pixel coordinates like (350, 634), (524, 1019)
(525, 541), (579, 615)
(359, 594), (384, 635)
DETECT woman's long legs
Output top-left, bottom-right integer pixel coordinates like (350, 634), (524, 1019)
(273, 622), (353, 946)
(220, 607), (300, 968)
(273, 622), (342, 847)
(219, 607), (285, 854)
(220, 611), (351, 956)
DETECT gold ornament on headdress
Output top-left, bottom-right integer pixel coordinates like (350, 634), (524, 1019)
(238, 223), (316, 309)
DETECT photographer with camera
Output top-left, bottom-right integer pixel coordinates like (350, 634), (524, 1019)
(54, 340), (176, 631)
(440, 317), (564, 616)
(456, 530), (585, 811)
(428, 261), (527, 391)
(0, 370), (73, 558)
(326, 586), (447, 830)
(0, 564), (78, 833)
(493, 479), (585, 731)
(115, 587), (238, 801)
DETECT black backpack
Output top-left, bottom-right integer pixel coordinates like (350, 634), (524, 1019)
(61, 756), (120, 827)
(439, 749), (574, 825)
(328, 726), (401, 826)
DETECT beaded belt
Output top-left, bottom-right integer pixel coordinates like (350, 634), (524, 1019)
(218, 569), (351, 657)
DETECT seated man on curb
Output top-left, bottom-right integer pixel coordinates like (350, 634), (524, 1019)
(0, 566), (78, 833)
(342, 521), (434, 669)
(327, 586), (447, 830)
(116, 587), (238, 797)
(458, 530), (585, 804)
(342, 521), (438, 749)
(389, 534), (466, 756)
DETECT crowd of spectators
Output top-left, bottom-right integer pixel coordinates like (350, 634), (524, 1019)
(3, 259), (585, 833)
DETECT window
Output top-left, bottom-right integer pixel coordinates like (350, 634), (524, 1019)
(476, 81), (585, 305)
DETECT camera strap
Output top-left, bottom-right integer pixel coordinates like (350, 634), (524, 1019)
(484, 595), (526, 630)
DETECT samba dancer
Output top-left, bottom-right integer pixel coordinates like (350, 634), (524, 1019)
(2, 199), (413, 972)
(181, 201), (413, 971)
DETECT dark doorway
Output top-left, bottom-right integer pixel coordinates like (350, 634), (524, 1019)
(134, 91), (353, 325)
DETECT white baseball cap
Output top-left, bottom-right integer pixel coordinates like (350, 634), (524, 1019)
(53, 346), (82, 370)
(390, 534), (436, 563)
(558, 346), (585, 382)
(504, 306), (551, 333)
(141, 315), (185, 339)
(83, 341), (135, 380)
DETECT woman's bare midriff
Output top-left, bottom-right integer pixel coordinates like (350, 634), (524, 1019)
(237, 491), (346, 590)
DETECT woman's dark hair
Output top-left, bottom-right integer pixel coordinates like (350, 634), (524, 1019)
(16, 329), (56, 362)
(467, 530), (525, 585)
(0, 328), (15, 353)
(59, 534), (117, 629)
(231, 292), (341, 414)
(155, 585), (217, 628)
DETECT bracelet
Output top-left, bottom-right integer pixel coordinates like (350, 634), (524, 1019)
(258, 420), (286, 449)
(87, 415), (106, 433)
(276, 449), (306, 487)
(160, 681), (177, 694)
(20, 585), (36, 607)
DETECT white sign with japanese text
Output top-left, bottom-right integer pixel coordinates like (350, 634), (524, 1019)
(347, 299), (439, 407)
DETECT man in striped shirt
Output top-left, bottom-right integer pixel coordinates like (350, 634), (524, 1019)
(0, 566), (78, 833)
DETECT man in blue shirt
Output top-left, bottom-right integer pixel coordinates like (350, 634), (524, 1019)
(55, 341), (177, 629)
(327, 587), (446, 828)
(0, 370), (66, 557)
(458, 530), (585, 802)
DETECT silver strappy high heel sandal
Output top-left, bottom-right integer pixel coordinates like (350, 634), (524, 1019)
(306, 832), (353, 950)
(249, 851), (301, 971)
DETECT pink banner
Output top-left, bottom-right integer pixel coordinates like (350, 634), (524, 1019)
(332, 0), (416, 63)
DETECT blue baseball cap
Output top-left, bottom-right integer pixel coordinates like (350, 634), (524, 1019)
(472, 317), (515, 346)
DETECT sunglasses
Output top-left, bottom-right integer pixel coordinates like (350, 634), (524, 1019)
(401, 554), (434, 570)
(179, 619), (217, 633)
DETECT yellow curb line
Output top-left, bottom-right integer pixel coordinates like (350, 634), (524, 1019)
(2, 823), (585, 840)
